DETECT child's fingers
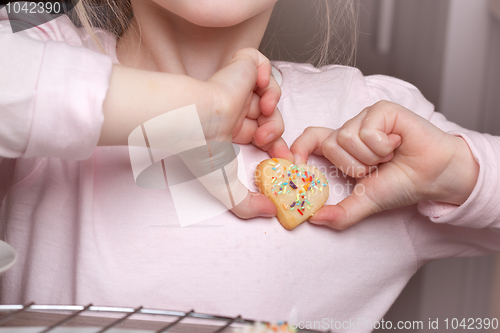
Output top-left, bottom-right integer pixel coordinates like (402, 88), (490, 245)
(309, 184), (380, 230)
(232, 118), (258, 144)
(231, 191), (277, 219)
(219, 176), (277, 219)
(358, 128), (402, 157)
(208, 48), (260, 103)
(358, 101), (402, 156)
(254, 49), (272, 91)
(290, 127), (334, 165)
(321, 135), (372, 178)
(246, 93), (261, 120)
(180, 143), (269, 219)
(258, 137), (294, 162)
(195, 148), (276, 219)
(252, 106), (293, 161)
(255, 73), (281, 117)
(253, 106), (285, 147)
(337, 110), (394, 166)
(292, 126), (375, 177)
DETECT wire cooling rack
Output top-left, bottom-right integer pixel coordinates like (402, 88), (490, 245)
(0, 304), (330, 333)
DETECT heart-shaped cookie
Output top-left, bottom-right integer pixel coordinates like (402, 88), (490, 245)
(255, 158), (329, 230)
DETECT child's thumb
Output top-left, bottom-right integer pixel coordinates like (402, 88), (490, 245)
(231, 191), (277, 219)
(308, 184), (381, 230)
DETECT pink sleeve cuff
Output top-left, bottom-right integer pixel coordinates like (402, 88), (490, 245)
(23, 40), (113, 160)
(417, 131), (500, 229)
(417, 200), (458, 218)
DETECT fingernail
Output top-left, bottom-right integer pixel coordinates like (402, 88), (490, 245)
(265, 133), (275, 145)
(395, 140), (402, 149)
(294, 154), (302, 165)
(308, 220), (326, 225)
(261, 213), (275, 218)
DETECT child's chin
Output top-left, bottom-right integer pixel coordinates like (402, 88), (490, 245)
(185, 15), (248, 28)
(161, 0), (275, 28)
(182, 10), (253, 28)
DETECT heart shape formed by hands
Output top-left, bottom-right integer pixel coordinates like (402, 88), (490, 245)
(255, 158), (329, 230)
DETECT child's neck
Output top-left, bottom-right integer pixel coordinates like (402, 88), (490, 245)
(116, 2), (273, 81)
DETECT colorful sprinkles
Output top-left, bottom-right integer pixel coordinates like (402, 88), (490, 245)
(233, 321), (296, 333)
(267, 159), (327, 217)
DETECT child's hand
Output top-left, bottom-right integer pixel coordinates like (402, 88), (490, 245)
(104, 48), (290, 219)
(291, 101), (479, 230)
(205, 48), (292, 160)
(198, 48), (292, 219)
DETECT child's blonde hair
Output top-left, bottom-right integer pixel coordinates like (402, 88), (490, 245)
(73, 0), (358, 67)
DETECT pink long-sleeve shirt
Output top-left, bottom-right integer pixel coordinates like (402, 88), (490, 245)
(1, 11), (500, 333)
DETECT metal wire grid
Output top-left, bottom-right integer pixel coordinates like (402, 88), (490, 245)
(0, 304), (329, 333)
